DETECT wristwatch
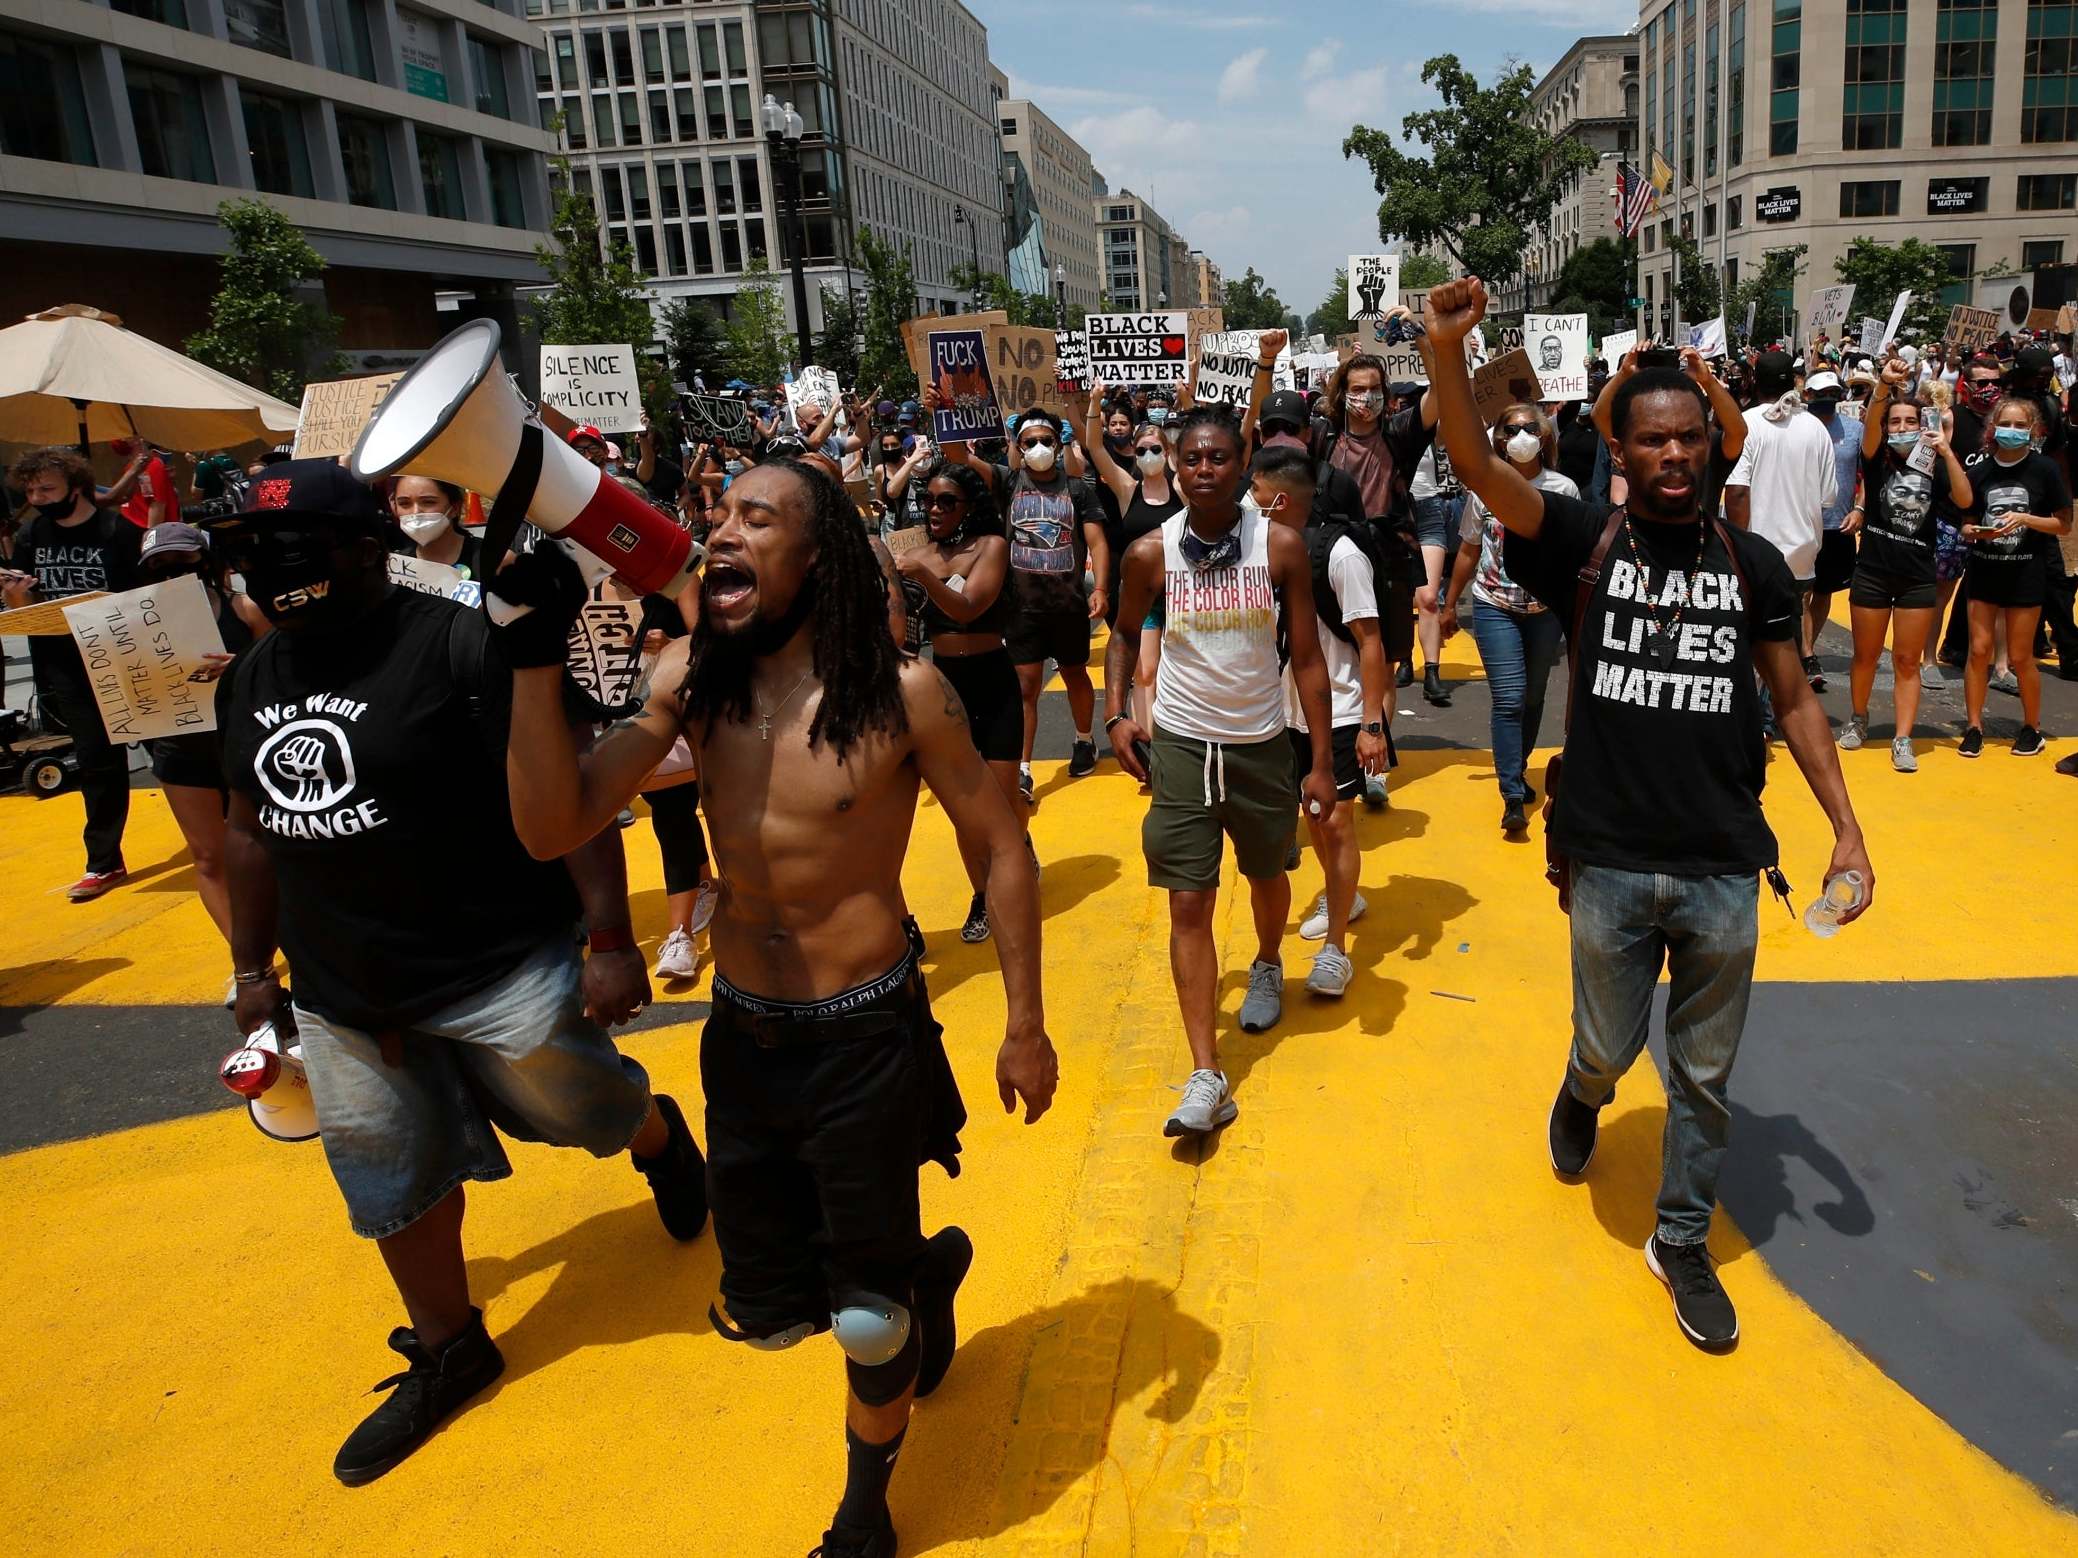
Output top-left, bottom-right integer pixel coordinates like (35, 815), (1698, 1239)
(1104, 712), (1131, 732)
(587, 924), (637, 956)
(1362, 721), (1384, 735)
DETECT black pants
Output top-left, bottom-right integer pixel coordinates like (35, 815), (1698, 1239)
(40, 669), (130, 875)
(2044, 557), (2078, 667)
(644, 781), (708, 895)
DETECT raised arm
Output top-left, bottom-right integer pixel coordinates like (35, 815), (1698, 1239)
(1083, 383), (1135, 509)
(1592, 344), (1643, 442)
(1684, 347), (1744, 462)
(1239, 328), (1286, 447)
(1863, 358), (1907, 461)
(1419, 278), (1549, 539)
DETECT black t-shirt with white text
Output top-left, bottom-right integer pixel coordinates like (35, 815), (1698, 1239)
(1965, 449), (2070, 591)
(17, 508), (142, 683)
(220, 588), (580, 1030)
(1856, 449), (1939, 587)
(1504, 492), (1801, 876)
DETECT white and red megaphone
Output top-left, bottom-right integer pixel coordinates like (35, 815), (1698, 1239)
(349, 318), (696, 602)
(219, 1022), (319, 1143)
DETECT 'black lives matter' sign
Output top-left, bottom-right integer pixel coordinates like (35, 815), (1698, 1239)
(1756, 187), (1801, 223)
(1084, 312), (1188, 386)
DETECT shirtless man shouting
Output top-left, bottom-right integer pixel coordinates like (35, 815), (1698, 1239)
(500, 458), (1055, 1558)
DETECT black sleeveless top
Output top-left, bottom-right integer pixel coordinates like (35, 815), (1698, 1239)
(918, 541), (1014, 641)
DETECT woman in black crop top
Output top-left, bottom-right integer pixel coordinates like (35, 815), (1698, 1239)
(892, 461), (1032, 943)
(1081, 384), (1185, 625)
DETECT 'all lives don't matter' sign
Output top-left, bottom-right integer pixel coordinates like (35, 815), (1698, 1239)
(539, 344), (644, 433)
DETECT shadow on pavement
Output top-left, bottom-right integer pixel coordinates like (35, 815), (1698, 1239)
(916, 852), (1121, 1006)
(0, 955), (132, 1033)
(1718, 1100), (1876, 1246)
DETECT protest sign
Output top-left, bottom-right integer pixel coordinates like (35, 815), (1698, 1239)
(61, 576), (226, 745)
(292, 372), (403, 460)
(1348, 254), (1400, 322)
(926, 328), (1003, 444)
(1856, 317), (1887, 357)
(1600, 328), (1639, 366)
(1943, 305), (2001, 356)
(565, 598), (645, 715)
(1195, 330), (1295, 405)
(1084, 312), (1189, 386)
(883, 526), (929, 556)
(1801, 284), (1856, 349)
(1836, 399), (1865, 422)
(1686, 316), (1726, 359)
(1497, 324), (1526, 357)
(1881, 292), (1913, 351)
(1186, 305), (1225, 345)
(988, 326), (1072, 422)
(1373, 342), (1427, 387)
(1523, 313), (1590, 400)
(683, 393), (754, 445)
(2026, 307), (2060, 334)
(900, 310), (1009, 386)
(2058, 302), (2076, 335)
(1741, 300), (1758, 344)
(0, 593), (107, 636)
(785, 365), (842, 431)
(386, 554), (481, 607)
(1470, 350), (1545, 427)
(540, 344), (643, 433)
(1054, 329), (1089, 394)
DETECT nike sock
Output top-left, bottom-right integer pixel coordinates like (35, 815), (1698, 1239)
(833, 1424), (905, 1534)
(1074, 728), (1091, 742)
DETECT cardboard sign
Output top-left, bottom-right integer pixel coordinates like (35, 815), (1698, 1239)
(1348, 254), (1400, 322)
(61, 576), (226, 745)
(566, 598), (645, 714)
(900, 310), (1009, 387)
(925, 328), (1002, 445)
(1470, 350), (1545, 427)
(1523, 313), (1590, 400)
(1943, 305), (2001, 356)
(0, 593), (108, 636)
(683, 393), (754, 445)
(1882, 292), (1913, 351)
(785, 365), (842, 433)
(1054, 329), (1089, 394)
(540, 344), (643, 433)
(1856, 317), (1887, 358)
(2058, 303), (2077, 336)
(988, 326), (1072, 423)
(293, 372), (404, 460)
(1686, 316), (1727, 359)
(1600, 329), (1639, 366)
(1802, 284), (1856, 350)
(883, 526), (929, 555)
(1196, 330), (1295, 406)
(386, 554), (481, 607)
(1371, 342), (1428, 387)
(1186, 305), (1225, 345)
(1085, 312), (1189, 386)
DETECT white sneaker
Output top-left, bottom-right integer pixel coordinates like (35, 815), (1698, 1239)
(689, 880), (719, 936)
(222, 975), (237, 1011)
(1163, 1069), (1237, 1137)
(1890, 735), (1918, 773)
(653, 927), (699, 980)
(1300, 890), (1367, 942)
(1362, 772), (1388, 810)
(1305, 944), (1353, 997)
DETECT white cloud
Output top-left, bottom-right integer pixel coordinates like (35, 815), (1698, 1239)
(1456, 0), (1636, 22)
(1183, 205), (1255, 244)
(1069, 104), (1205, 163)
(1122, 3), (1273, 27)
(1301, 40), (1342, 82)
(1304, 64), (1390, 124)
(1218, 48), (1267, 106)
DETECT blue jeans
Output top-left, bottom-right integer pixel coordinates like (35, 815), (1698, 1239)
(1563, 865), (1759, 1245)
(1467, 601), (1562, 803)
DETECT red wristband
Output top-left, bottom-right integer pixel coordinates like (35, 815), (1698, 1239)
(587, 924), (636, 955)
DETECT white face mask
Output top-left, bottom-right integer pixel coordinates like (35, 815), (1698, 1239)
(1136, 449), (1166, 475)
(401, 513), (452, 544)
(1022, 441), (1058, 473)
(1504, 430), (1542, 464)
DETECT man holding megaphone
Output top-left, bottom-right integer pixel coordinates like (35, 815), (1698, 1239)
(205, 459), (710, 1489)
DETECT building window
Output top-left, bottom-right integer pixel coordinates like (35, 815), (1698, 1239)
(339, 113), (395, 208)
(657, 162), (679, 216)
(1704, 22), (1719, 178)
(690, 222), (713, 274)
(110, 0), (191, 27)
(2023, 238), (2066, 266)
(553, 32), (576, 89)
(0, 31), (98, 167)
(1839, 179), (1901, 217)
(486, 147), (526, 226)
(1843, 0), (1905, 149)
(666, 24), (689, 78)
(1729, 3), (1745, 164)
(223, 0), (293, 59)
(469, 35), (510, 118)
(1728, 193), (1742, 228)
(1771, 0), (1800, 154)
(681, 158), (704, 215)
(321, 0), (377, 82)
(1937, 242), (1975, 304)
(418, 130), (466, 218)
(2016, 171), (2077, 207)
(712, 157), (734, 215)
(241, 89), (313, 197)
(1933, 0), (1997, 145)
(126, 64), (215, 182)
(592, 92), (616, 146)
(737, 155), (760, 212)
(600, 166), (624, 219)
(610, 27), (633, 86)
(584, 31), (607, 87)
(2025, 0), (2078, 141)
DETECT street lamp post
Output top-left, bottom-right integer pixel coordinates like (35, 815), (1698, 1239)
(760, 93), (814, 371)
(1054, 262), (1067, 327)
(953, 203), (982, 307)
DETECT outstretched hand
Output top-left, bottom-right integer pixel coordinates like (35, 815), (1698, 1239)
(1422, 278), (1488, 346)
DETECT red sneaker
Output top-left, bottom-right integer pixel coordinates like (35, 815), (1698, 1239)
(65, 869), (127, 903)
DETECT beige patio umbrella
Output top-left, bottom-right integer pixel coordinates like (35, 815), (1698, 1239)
(0, 304), (302, 451)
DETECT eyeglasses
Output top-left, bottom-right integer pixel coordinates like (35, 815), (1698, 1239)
(923, 492), (964, 511)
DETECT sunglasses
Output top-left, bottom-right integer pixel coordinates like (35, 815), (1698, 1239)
(210, 523), (352, 567)
(1134, 445), (1164, 457)
(1500, 423), (1539, 436)
(1019, 436), (1058, 451)
(923, 492), (964, 511)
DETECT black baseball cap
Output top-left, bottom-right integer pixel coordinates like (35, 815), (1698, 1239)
(1754, 350), (1795, 392)
(199, 459), (387, 552)
(1261, 388), (1308, 433)
(2015, 345), (2053, 377)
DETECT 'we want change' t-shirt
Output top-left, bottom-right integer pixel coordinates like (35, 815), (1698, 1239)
(1505, 493), (1800, 877)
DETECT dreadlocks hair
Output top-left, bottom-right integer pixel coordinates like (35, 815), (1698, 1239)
(1171, 403), (1245, 451)
(682, 458), (909, 762)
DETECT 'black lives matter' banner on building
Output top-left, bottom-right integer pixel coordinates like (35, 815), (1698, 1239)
(1084, 312), (1189, 386)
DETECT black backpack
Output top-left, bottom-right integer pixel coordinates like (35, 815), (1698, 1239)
(1276, 514), (1389, 663)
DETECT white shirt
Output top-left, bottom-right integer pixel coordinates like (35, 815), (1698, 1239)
(1284, 535), (1380, 732)
(1725, 404), (1838, 579)
(1152, 502), (1286, 743)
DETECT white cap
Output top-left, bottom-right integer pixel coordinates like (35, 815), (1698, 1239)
(1805, 371), (1843, 395)
(1898, 345), (1919, 364)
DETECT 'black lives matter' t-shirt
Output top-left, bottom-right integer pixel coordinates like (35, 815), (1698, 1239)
(220, 588), (580, 1029)
(1505, 493), (1801, 876)
(1855, 450), (1940, 588)
(17, 508), (142, 682)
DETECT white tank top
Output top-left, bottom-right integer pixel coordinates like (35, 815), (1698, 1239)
(1151, 503), (1285, 743)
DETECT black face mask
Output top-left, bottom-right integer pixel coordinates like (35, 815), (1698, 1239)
(32, 498), (76, 522)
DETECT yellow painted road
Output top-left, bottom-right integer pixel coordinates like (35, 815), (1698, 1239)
(3, 629), (2073, 1554)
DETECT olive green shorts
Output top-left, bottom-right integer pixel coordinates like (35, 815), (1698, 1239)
(1143, 726), (1298, 891)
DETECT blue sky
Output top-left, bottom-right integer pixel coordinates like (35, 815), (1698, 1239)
(972, 0), (1639, 318)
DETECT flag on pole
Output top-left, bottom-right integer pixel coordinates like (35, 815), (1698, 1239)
(1649, 151), (1675, 197)
(1616, 162), (1659, 238)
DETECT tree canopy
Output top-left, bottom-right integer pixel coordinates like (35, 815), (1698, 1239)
(1222, 267), (1290, 330)
(723, 260), (789, 388)
(1544, 238), (1630, 335)
(857, 226), (918, 398)
(1832, 238), (1959, 343)
(185, 198), (344, 403)
(1400, 252), (1453, 290)
(528, 172), (655, 352)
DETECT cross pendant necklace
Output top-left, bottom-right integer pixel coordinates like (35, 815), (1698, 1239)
(753, 667), (814, 740)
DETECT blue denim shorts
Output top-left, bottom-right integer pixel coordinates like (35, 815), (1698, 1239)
(296, 937), (652, 1238)
(1413, 494), (1454, 551)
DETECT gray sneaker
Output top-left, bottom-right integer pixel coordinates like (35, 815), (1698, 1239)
(1890, 735), (1918, 773)
(1918, 662), (1946, 690)
(1238, 960), (1283, 1032)
(1300, 890), (1366, 942)
(1163, 1068), (1237, 1137)
(1305, 944), (1353, 997)
(1838, 714), (1868, 751)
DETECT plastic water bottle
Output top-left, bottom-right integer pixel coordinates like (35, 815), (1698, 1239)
(1803, 870), (1865, 938)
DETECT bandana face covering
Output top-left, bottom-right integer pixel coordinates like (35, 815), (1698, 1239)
(1179, 528), (1241, 571)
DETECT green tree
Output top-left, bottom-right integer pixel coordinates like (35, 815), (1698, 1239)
(1400, 252), (1453, 289)
(948, 265), (1056, 325)
(1728, 244), (1808, 347)
(528, 170), (656, 352)
(1222, 266), (1290, 330)
(1831, 237), (1959, 342)
(724, 259), (789, 388)
(1309, 268), (1352, 339)
(1546, 238), (1632, 334)
(858, 226), (919, 397)
(1344, 56), (1597, 288)
(185, 197), (344, 402)
(1667, 233), (1723, 324)
(813, 286), (863, 385)
(658, 297), (727, 388)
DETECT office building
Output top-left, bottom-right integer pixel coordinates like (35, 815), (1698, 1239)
(1635, 0), (2078, 339)
(996, 97), (1099, 313)
(1094, 184), (1185, 310)
(1510, 33), (1639, 312)
(1189, 249), (1223, 311)
(0, 0), (556, 359)
(530, 0), (1004, 341)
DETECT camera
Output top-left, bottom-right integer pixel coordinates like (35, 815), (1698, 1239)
(1383, 314), (1423, 346)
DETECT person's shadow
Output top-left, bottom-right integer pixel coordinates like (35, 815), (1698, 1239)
(0, 955), (131, 1036)
(894, 1276), (1220, 1552)
(916, 852), (1121, 1005)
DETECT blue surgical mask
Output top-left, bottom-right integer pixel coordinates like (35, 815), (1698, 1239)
(1147, 407), (1169, 426)
(1992, 427), (2032, 450)
(1887, 432), (1920, 452)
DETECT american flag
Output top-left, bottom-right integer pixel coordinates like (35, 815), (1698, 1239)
(1615, 162), (1658, 238)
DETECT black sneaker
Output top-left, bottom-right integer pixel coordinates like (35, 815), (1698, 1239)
(633, 1093), (708, 1240)
(1017, 766), (1035, 808)
(914, 1225), (975, 1399)
(2014, 726), (2047, 758)
(1395, 661), (1414, 688)
(1958, 726), (1984, 758)
(1547, 1081), (1599, 1176)
(1645, 1234), (1739, 1349)
(960, 892), (990, 943)
(1068, 739), (1097, 777)
(334, 1309), (504, 1486)
(1422, 665), (1452, 706)
(810, 1512), (896, 1558)
(1802, 653), (1825, 693)
(2057, 751), (2078, 776)
(1502, 800), (1528, 835)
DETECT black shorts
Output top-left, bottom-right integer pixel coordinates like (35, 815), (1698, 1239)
(1379, 547), (1417, 664)
(1006, 600), (1091, 668)
(700, 933), (966, 1334)
(935, 647), (1023, 763)
(1814, 528), (1857, 594)
(1967, 557), (2047, 609)
(148, 731), (226, 791)
(1850, 565), (1937, 612)
(1288, 722), (1394, 801)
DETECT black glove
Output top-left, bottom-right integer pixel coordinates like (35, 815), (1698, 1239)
(484, 542), (587, 668)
